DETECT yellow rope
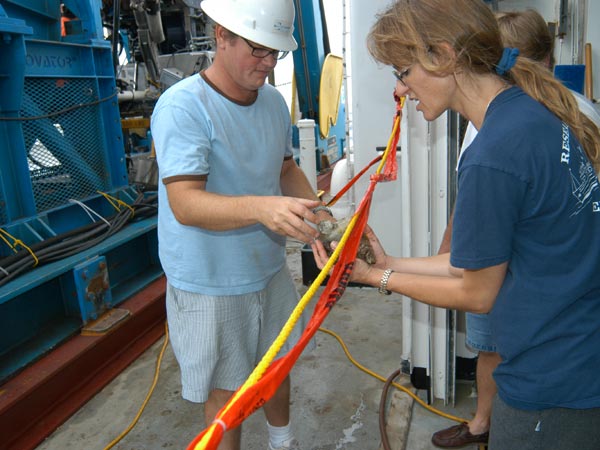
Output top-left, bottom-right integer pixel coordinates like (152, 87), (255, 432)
(196, 99), (455, 448)
(105, 324), (463, 450)
(195, 113), (403, 449)
(194, 211), (362, 448)
(375, 114), (400, 175)
(97, 191), (135, 217)
(0, 228), (39, 266)
(102, 322), (170, 450)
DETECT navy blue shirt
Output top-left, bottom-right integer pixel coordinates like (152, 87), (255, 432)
(451, 87), (600, 410)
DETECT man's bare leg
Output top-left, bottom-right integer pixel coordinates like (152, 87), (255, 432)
(263, 375), (291, 426)
(205, 388), (241, 450)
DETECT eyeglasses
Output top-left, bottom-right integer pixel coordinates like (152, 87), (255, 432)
(241, 37), (289, 60)
(393, 67), (411, 86)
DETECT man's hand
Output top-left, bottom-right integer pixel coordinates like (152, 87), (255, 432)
(256, 196), (322, 243)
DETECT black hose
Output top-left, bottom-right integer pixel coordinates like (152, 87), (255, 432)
(379, 368), (403, 450)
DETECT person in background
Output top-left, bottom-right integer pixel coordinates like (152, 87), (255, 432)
(313, 1), (600, 449)
(151, 0), (332, 449)
(431, 8), (600, 448)
(496, 9), (600, 138)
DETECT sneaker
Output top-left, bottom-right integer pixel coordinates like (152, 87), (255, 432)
(268, 438), (301, 450)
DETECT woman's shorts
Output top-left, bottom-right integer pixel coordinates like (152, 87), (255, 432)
(465, 312), (497, 353)
(166, 265), (314, 403)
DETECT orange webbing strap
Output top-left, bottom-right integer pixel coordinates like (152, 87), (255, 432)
(326, 154), (382, 208)
(187, 97), (404, 450)
(327, 95), (404, 207)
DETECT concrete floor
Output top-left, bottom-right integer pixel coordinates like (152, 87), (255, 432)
(36, 240), (480, 450)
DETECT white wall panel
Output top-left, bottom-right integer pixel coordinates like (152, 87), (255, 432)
(349, 0), (449, 400)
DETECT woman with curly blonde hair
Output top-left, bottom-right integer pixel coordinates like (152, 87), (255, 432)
(313, 1), (600, 449)
(428, 8), (600, 449)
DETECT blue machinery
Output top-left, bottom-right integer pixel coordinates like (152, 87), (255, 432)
(0, 0), (346, 447)
(0, 0), (162, 383)
(292, 0), (346, 171)
(0, 0), (346, 384)
(0, 0), (345, 379)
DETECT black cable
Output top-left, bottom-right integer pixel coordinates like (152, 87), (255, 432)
(0, 196), (151, 269)
(0, 90), (119, 122)
(0, 193), (157, 287)
(0, 219), (104, 268)
(0, 219), (115, 285)
(318, 0), (331, 55)
(112, 0), (121, 75)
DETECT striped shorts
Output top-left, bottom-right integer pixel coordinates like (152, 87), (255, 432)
(166, 265), (314, 403)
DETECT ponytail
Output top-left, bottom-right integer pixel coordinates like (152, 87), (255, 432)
(510, 58), (600, 172)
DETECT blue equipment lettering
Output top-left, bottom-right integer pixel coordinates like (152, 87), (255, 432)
(26, 54), (74, 69)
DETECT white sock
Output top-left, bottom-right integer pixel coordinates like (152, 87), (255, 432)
(267, 421), (294, 448)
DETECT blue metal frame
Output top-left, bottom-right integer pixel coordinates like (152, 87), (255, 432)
(0, 1), (128, 228)
(0, 214), (161, 381)
(0, 4), (35, 223)
(292, 0), (325, 122)
(1, 0), (104, 44)
(0, 0), (161, 383)
(292, 0), (346, 171)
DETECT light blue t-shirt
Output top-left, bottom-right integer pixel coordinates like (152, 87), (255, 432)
(151, 73), (293, 295)
(451, 87), (600, 410)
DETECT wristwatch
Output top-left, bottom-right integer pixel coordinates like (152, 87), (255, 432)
(378, 268), (394, 295)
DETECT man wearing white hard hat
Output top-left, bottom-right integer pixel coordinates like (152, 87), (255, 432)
(151, 0), (331, 449)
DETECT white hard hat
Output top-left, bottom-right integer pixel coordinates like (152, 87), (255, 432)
(201, 0), (298, 51)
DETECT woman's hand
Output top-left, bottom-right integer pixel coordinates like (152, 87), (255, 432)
(311, 238), (333, 269)
(362, 225), (388, 269)
(311, 225), (388, 285)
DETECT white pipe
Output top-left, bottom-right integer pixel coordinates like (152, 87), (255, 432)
(117, 91), (148, 102)
(426, 121), (435, 400)
(427, 120), (446, 402)
(400, 107), (413, 368)
(297, 119), (318, 192)
(342, 0), (356, 212)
